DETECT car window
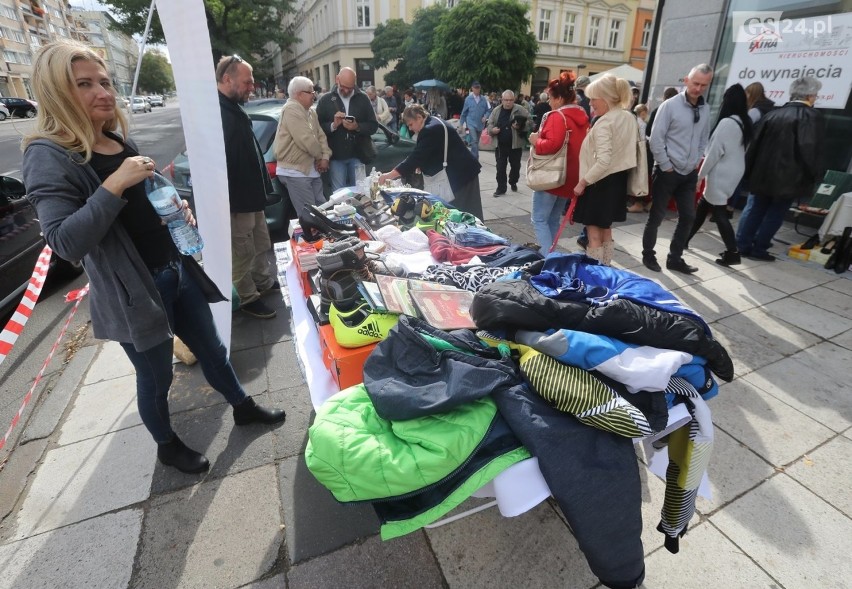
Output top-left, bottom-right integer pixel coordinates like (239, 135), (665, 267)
(250, 117), (278, 152)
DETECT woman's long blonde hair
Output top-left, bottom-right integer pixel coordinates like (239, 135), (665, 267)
(23, 40), (128, 161)
(585, 75), (633, 110)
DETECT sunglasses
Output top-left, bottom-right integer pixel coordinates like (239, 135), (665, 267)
(692, 105), (701, 124)
(226, 54), (243, 67)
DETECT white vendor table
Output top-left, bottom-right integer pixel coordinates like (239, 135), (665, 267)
(819, 192), (852, 240)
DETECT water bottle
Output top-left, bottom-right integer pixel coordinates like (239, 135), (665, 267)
(144, 171), (204, 255)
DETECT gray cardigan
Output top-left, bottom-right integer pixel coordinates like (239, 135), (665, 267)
(697, 115), (746, 206)
(24, 138), (183, 351)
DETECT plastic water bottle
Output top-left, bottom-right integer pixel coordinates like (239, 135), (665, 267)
(144, 171), (204, 255)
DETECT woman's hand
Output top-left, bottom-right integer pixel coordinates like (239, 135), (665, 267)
(573, 179), (587, 197)
(528, 132), (539, 144)
(378, 171), (399, 184)
(181, 199), (196, 227)
(490, 127), (500, 135)
(102, 156), (155, 196)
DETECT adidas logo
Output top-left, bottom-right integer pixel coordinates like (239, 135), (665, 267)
(357, 320), (383, 339)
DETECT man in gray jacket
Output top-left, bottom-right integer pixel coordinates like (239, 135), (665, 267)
(487, 90), (531, 197)
(643, 64), (713, 274)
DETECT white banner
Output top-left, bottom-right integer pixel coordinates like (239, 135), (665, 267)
(725, 11), (852, 109)
(156, 0), (233, 349)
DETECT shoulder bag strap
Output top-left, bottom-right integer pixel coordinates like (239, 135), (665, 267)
(556, 108), (570, 146)
(441, 120), (449, 169)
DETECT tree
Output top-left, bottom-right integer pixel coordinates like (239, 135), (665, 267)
(371, 19), (410, 70)
(430, 0), (537, 92)
(369, 6), (446, 90)
(405, 4), (447, 85)
(137, 50), (174, 94)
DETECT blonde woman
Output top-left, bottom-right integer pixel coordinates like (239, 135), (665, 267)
(22, 41), (285, 474)
(572, 75), (638, 265)
(275, 76), (332, 215)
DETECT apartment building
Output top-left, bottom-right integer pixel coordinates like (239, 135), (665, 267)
(273, 0), (655, 95)
(72, 9), (138, 97)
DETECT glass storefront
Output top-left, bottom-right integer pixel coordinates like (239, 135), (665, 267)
(709, 0), (852, 172)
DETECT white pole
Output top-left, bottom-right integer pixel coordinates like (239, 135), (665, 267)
(129, 0), (157, 104)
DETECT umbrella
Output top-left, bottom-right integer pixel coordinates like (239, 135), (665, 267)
(413, 79), (451, 92)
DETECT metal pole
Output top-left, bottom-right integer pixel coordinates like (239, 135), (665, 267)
(129, 0), (157, 104)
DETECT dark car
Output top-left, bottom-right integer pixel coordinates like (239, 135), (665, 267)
(0, 176), (83, 317)
(164, 103), (421, 234)
(0, 97), (38, 118)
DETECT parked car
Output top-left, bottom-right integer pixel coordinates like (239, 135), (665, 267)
(119, 96), (131, 109)
(0, 97), (38, 118)
(148, 95), (165, 107)
(0, 176), (83, 318)
(0, 103), (9, 121)
(163, 103), (422, 234)
(131, 96), (151, 113)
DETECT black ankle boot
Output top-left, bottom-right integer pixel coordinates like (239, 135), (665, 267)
(157, 436), (210, 474)
(715, 251), (741, 267)
(233, 397), (287, 426)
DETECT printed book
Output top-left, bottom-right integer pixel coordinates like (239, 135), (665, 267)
(408, 289), (477, 330)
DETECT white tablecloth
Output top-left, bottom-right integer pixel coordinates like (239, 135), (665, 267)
(819, 192), (852, 240)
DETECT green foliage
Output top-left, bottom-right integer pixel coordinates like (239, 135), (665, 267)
(137, 50), (174, 94)
(430, 0), (537, 92)
(404, 4), (447, 86)
(371, 19), (410, 70)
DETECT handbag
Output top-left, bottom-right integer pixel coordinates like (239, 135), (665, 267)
(480, 127), (491, 146)
(627, 137), (649, 197)
(526, 109), (569, 191)
(423, 121), (455, 203)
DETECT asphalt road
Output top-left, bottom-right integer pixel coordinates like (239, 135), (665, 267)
(0, 101), (187, 461)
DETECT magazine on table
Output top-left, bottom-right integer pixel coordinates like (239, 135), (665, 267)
(374, 275), (462, 317)
(408, 288), (477, 330)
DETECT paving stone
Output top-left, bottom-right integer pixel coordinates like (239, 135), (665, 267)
(11, 426), (155, 539)
(0, 439), (47, 522)
(240, 573), (287, 588)
(168, 361), (233, 413)
(793, 284), (852, 320)
(737, 259), (835, 295)
(790, 341), (852, 386)
(711, 474), (852, 588)
(22, 344), (98, 443)
(269, 385), (314, 460)
(716, 307), (822, 358)
(288, 532), (443, 589)
(83, 340), (134, 384)
(636, 462), (670, 554)
(261, 304), (295, 346)
(762, 296), (852, 339)
(58, 374), (141, 445)
(710, 322), (784, 377)
(831, 327), (852, 351)
(230, 311), (267, 352)
(0, 510), (142, 589)
(742, 357), (851, 433)
(277, 454), (379, 563)
(673, 273), (786, 322)
(785, 435), (852, 515)
(425, 500), (596, 588)
(823, 277), (852, 296)
(230, 345), (271, 396)
(713, 378), (834, 467)
(136, 465), (283, 589)
(266, 341), (311, 392)
(641, 521), (777, 588)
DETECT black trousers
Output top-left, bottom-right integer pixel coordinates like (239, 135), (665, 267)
(688, 198), (737, 253)
(495, 144), (522, 192)
(642, 167), (697, 260)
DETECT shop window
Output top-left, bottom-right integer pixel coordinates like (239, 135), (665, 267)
(531, 66), (550, 95)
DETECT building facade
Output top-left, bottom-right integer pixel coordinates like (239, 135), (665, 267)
(274, 0), (651, 96)
(72, 9), (138, 97)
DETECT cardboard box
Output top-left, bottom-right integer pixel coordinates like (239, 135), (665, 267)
(317, 324), (377, 390)
(788, 244), (811, 261)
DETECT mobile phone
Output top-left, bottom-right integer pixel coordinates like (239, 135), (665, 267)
(344, 115), (355, 122)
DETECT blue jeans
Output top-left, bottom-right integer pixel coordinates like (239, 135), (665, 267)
(467, 126), (482, 159)
(120, 260), (248, 443)
(531, 191), (563, 253)
(736, 193), (789, 256)
(329, 158), (363, 192)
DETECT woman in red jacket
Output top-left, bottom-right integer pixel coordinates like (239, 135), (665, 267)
(527, 71), (589, 254)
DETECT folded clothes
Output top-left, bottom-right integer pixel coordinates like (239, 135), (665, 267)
(375, 224), (431, 253)
(426, 229), (506, 265)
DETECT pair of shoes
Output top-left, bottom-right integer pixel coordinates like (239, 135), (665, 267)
(329, 302), (399, 348)
(240, 298), (277, 319)
(642, 255), (661, 272)
(576, 235), (589, 250)
(260, 281), (280, 296)
(299, 204), (357, 242)
(666, 257), (698, 274)
(157, 435), (209, 474)
(510, 183), (518, 192)
(493, 190), (506, 198)
(743, 251), (775, 262)
(715, 251), (741, 267)
(233, 397), (287, 426)
(626, 202), (645, 213)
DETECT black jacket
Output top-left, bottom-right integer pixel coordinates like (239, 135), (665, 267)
(316, 86), (378, 162)
(745, 101), (824, 201)
(218, 91), (272, 213)
(394, 115), (481, 193)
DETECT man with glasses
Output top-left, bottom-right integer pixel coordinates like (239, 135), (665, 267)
(643, 64), (713, 274)
(316, 67), (378, 191)
(217, 54), (278, 319)
(486, 89), (531, 197)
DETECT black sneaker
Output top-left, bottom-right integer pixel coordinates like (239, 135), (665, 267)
(260, 281), (281, 297)
(666, 257), (698, 274)
(743, 251), (776, 262)
(240, 298), (277, 319)
(642, 256), (661, 272)
(510, 183), (518, 191)
(493, 190), (506, 198)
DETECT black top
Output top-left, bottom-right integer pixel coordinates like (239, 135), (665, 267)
(316, 86), (379, 162)
(89, 136), (176, 269)
(219, 91), (272, 213)
(496, 108), (513, 145)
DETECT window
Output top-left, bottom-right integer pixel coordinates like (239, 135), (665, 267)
(12, 29), (23, 42)
(3, 50), (18, 63)
(641, 20), (652, 48)
(0, 4), (18, 20)
(58, 26), (66, 37)
(562, 12), (577, 44)
(355, 0), (370, 28)
(538, 9), (551, 41)
(587, 16), (601, 47)
(607, 19), (622, 49)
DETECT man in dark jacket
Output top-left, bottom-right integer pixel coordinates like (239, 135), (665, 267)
(575, 76), (591, 117)
(216, 55), (277, 319)
(737, 76), (825, 261)
(316, 67), (378, 191)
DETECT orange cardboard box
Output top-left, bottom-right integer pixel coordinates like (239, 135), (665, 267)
(317, 324), (377, 390)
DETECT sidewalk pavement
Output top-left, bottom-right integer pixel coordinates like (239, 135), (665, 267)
(1, 150), (850, 589)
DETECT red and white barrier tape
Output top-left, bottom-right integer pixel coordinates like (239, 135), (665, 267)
(0, 245), (52, 369)
(0, 252), (90, 452)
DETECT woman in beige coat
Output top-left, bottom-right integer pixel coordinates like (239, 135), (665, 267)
(275, 76), (332, 215)
(573, 75), (638, 265)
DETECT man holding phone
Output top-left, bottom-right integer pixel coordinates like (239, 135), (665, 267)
(317, 67), (379, 191)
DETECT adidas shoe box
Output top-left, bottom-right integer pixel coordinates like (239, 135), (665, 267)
(317, 324), (377, 390)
